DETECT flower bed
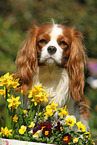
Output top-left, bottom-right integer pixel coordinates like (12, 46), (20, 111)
(0, 73), (96, 145)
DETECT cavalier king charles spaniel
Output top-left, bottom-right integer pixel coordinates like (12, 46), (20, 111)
(15, 22), (90, 129)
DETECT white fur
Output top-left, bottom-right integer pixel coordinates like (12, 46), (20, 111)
(40, 24), (63, 64)
(34, 24), (89, 130)
(33, 66), (69, 107)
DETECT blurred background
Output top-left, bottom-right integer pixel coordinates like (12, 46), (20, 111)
(0, 0), (97, 140)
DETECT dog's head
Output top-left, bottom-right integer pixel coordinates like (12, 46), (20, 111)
(16, 23), (86, 101)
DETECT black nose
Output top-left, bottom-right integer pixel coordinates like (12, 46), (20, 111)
(47, 46), (57, 55)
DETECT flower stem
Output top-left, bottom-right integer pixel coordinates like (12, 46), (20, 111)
(5, 87), (12, 129)
(35, 104), (40, 122)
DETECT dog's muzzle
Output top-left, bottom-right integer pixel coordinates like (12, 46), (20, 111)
(47, 46), (57, 55)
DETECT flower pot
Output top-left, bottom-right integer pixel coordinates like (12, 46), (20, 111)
(0, 138), (55, 145)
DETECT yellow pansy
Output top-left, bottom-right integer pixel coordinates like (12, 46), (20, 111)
(76, 121), (86, 132)
(65, 115), (76, 127)
(73, 138), (78, 143)
(19, 125), (27, 135)
(29, 122), (35, 128)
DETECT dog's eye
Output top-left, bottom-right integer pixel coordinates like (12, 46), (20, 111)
(59, 41), (67, 46)
(39, 39), (47, 44)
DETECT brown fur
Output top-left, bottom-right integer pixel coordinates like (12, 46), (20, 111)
(15, 24), (89, 118)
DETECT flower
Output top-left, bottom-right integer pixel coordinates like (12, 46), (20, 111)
(73, 138), (78, 143)
(19, 125), (27, 135)
(39, 121), (52, 130)
(23, 110), (28, 114)
(65, 115), (76, 127)
(0, 73), (19, 88)
(33, 130), (42, 138)
(0, 127), (12, 137)
(50, 101), (58, 111)
(13, 115), (18, 122)
(58, 106), (69, 119)
(33, 122), (41, 135)
(84, 131), (91, 140)
(7, 95), (21, 109)
(0, 87), (10, 98)
(0, 127), (5, 137)
(42, 127), (52, 137)
(33, 126), (41, 135)
(0, 89), (5, 97)
(55, 122), (63, 131)
(92, 142), (95, 145)
(44, 105), (53, 119)
(28, 84), (49, 106)
(29, 122), (35, 128)
(62, 133), (72, 144)
(76, 121), (86, 132)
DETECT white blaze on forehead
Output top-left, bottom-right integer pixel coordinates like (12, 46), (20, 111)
(40, 24), (64, 64)
(50, 24), (63, 40)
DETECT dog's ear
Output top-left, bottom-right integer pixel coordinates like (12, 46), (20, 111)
(15, 26), (38, 92)
(68, 29), (87, 101)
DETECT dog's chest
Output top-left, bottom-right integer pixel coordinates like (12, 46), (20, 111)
(33, 66), (70, 107)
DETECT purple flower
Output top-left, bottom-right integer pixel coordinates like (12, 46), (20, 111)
(27, 126), (31, 131)
(33, 126), (41, 134)
(39, 121), (52, 129)
(42, 127), (52, 137)
(62, 133), (72, 144)
(55, 122), (63, 131)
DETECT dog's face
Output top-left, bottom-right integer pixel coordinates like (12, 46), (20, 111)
(16, 23), (86, 101)
(36, 24), (72, 67)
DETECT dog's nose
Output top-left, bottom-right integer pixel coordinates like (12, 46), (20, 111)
(47, 46), (57, 55)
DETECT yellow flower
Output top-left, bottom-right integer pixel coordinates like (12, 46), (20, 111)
(44, 105), (53, 119)
(76, 121), (86, 132)
(0, 127), (12, 137)
(0, 127), (5, 136)
(65, 115), (76, 127)
(33, 130), (41, 138)
(7, 95), (21, 109)
(19, 125), (27, 134)
(13, 115), (18, 122)
(0, 87), (10, 98)
(0, 89), (5, 96)
(58, 106), (69, 119)
(0, 73), (19, 88)
(84, 131), (91, 140)
(73, 138), (78, 143)
(23, 110), (28, 114)
(50, 101), (58, 111)
(29, 122), (35, 128)
(5, 127), (12, 137)
(28, 84), (49, 105)
(92, 142), (95, 145)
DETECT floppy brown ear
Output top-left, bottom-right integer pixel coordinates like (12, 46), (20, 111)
(15, 26), (38, 92)
(68, 29), (87, 101)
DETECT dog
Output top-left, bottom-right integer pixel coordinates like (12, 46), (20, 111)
(15, 22), (90, 130)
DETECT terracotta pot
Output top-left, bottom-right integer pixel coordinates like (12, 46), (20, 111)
(0, 138), (55, 145)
